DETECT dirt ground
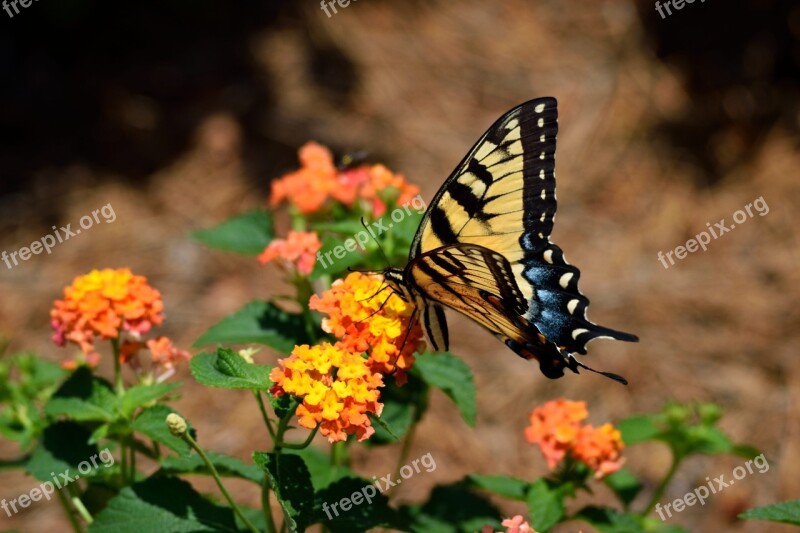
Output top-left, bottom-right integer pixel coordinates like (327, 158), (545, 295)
(1, 1), (799, 531)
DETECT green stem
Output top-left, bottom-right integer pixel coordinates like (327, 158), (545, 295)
(181, 431), (260, 533)
(56, 488), (83, 533)
(111, 336), (124, 395)
(255, 391), (277, 441)
(71, 495), (93, 524)
(261, 477), (277, 533)
(645, 454), (681, 514)
(281, 425), (318, 449)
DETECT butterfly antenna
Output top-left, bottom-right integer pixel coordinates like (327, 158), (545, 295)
(566, 353), (628, 385)
(357, 282), (391, 302)
(355, 292), (395, 324)
(360, 217), (392, 269)
(395, 309), (418, 360)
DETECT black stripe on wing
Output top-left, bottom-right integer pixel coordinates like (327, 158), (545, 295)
(522, 242), (638, 355)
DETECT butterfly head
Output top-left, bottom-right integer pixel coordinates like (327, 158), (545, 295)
(383, 267), (411, 301)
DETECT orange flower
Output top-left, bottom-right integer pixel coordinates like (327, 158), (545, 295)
(270, 142), (338, 214)
(51, 268), (164, 363)
(524, 399), (588, 469)
(146, 336), (191, 371)
(309, 272), (424, 383)
(524, 399), (624, 479)
(270, 343), (383, 443)
(269, 142), (421, 217)
(572, 423), (625, 479)
(258, 231), (322, 275)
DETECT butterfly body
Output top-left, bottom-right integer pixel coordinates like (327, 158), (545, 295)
(386, 98), (637, 383)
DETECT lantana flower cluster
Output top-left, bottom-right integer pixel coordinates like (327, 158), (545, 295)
(524, 399), (624, 479)
(269, 141), (420, 217)
(50, 268), (189, 375)
(482, 515), (538, 533)
(270, 343), (384, 442)
(270, 272), (424, 443)
(257, 230), (322, 276)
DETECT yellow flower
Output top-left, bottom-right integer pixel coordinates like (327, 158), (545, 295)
(270, 343), (383, 443)
(309, 272), (424, 383)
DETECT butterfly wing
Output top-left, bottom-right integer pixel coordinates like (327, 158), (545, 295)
(406, 97), (636, 374)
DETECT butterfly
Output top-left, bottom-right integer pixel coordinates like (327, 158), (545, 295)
(383, 97), (638, 383)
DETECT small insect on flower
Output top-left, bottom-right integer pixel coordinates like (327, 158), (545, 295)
(269, 142), (419, 217)
(524, 399), (624, 479)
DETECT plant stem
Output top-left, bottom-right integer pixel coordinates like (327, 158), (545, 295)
(55, 488), (83, 533)
(111, 336), (124, 395)
(181, 431), (260, 533)
(645, 454), (681, 514)
(281, 425), (318, 449)
(255, 391), (276, 441)
(261, 477), (277, 533)
(71, 495), (93, 524)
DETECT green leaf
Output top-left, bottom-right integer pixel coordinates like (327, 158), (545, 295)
(25, 422), (108, 482)
(309, 235), (368, 281)
(527, 479), (565, 532)
(468, 474), (529, 501)
(412, 352), (476, 427)
(369, 375), (427, 444)
(192, 209), (273, 255)
(269, 392), (296, 419)
(253, 452), (314, 533)
(194, 300), (307, 352)
(314, 476), (409, 532)
(740, 499), (800, 525)
(159, 451), (263, 484)
(191, 348), (272, 391)
(131, 405), (192, 456)
(119, 382), (181, 418)
(574, 506), (646, 533)
(603, 468), (643, 508)
(284, 447), (355, 491)
(89, 476), (240, 532)
(617, 415), (662, 445)
(44, 367), (117, 423)
(402, 482), (501, 533)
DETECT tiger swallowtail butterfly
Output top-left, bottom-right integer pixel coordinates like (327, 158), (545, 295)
(383, 97), (637, 384)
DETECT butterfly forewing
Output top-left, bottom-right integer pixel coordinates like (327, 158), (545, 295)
(400, 97), (637, 380)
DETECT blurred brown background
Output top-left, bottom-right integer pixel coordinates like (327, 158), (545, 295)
(1, 0), (799, 531)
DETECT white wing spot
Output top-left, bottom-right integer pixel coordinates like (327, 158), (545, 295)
(538, 232), (544, 239)
(559, 273), (573, 289)
(540, 134), (545, 142)
(539, 169), (545, 180)
(539, 152), (545, 160)
(537, 118), (544, 127)
(543, 250), (554, 264)
(539, 212), (546, 222)
(572, 328), (589, 340)
(567, 299), (579, 314)
(535, 103), (545, 113)
(540, 189), (546, 200)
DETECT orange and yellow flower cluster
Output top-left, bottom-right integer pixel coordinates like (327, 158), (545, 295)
(270, 142), (419, 217)
(310, 271), (424, 383)
(270, 343), (384, 442)
(51, 268), (189, 374)
(258, 230), (321, 276)
(524, 399), (624, 479)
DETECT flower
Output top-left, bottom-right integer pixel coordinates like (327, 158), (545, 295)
(270, 343), (384, 443)
(258, 231), (322, 275)
(481, 515), (538, 533)
(524, 399), (588, 469)
(309, 272), (424, 383)
(572, 423), (625, 479)
(269, 142), (420, 217)
(524, 399), (624, 479)
(51, 268), (164, 362)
